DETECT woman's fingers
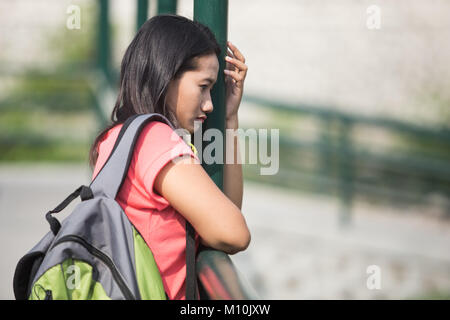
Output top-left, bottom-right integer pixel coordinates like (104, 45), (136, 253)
(225, 55), (247, 72)
(223, 41), (248, 86)
(224, 69), (244, 84)
(225, 50), (237, 72)
(227, 41), (245, 63)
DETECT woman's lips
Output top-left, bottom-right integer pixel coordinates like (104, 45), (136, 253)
(195, 116), (207, 123)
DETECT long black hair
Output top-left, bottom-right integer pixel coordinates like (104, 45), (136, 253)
(89, 14), (221, 170)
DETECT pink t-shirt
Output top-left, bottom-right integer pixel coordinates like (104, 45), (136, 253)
(91, 120), (200, 300)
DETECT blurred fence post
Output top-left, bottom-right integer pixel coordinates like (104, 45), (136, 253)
(158, 0), (177, 15)
(98, 0), (111, 84)
(337, 118), (354, 226)
(90, 0), (112, 128)
(319, 115), (333, 194)
(136, 0), (149, 30)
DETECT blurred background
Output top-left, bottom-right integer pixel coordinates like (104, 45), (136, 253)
(1, 0), (449, 299)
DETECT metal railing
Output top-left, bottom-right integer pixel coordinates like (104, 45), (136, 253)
(241, 95), (450, 225)
(196, 249), (259, 300)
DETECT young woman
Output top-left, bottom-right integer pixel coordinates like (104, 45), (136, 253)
(88, 14), (250, 300)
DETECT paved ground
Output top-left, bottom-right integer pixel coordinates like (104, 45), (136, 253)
(233, 181), (450, 299)
(1, 163), (449, 299)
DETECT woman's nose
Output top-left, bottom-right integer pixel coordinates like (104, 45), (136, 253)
(202, 100), (214, 114)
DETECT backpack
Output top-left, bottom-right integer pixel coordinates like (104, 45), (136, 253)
(13, 113), (198, 300)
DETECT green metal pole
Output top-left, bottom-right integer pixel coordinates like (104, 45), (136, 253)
(192, 2), (257, 301)
(158, 0), (177, 15)
(98, 0), (111, 83)
(194, 0), (228, 190)
(136, 0), (149, 30)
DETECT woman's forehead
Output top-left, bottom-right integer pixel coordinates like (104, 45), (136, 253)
(193, 55), (219, 75)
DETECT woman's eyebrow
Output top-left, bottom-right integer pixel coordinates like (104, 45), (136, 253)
(203, 77), (217, 84)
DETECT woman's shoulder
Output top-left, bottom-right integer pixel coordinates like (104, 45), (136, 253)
(134, 120), (196, 166)
(141, 120), (174, 136)
(138, 120), (183, 148)
(97, 119), (179, 162)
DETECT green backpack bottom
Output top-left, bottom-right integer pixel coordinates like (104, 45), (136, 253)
(28, 227), (167, 300)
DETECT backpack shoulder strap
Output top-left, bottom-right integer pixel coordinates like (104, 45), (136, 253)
(89, 113), (198, 300)
(185, 221), (198, 300)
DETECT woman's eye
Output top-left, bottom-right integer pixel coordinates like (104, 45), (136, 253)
(200, 85), (208, 90)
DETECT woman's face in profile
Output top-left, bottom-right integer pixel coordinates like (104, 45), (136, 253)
(166, 54), (219, 134)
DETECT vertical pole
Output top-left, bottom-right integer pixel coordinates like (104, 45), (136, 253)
(158, 0), (178, 15)
(338, 118), (354, 227)
(194, 0), (228, 190)
(319, 115), (333, 194)
(136, 0), (149, 30)
(98, 0), (111, 83)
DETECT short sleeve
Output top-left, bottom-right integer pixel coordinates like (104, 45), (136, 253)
(135, 121), (199, 211)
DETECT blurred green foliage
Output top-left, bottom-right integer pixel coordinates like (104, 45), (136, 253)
(407, 290), (450, 300)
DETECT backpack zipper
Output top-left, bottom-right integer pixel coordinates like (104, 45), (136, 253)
(52, 235), (136, 300)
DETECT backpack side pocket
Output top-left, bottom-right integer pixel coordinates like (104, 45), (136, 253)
(133, 227), (166, 300)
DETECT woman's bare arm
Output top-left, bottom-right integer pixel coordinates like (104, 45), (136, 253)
(223, 115), (243, 210)
(154, 155), (250, 254)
